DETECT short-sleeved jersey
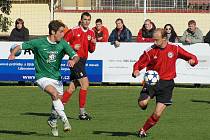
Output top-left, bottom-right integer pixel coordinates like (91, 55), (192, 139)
(64, 26), (96, 58)
(133, 42), (198, 80)
(21, 37), (77, 80)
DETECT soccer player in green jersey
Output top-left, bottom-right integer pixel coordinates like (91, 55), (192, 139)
(8, 20), (79, 137)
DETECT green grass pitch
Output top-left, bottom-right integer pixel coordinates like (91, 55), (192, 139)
(0, 86), (210, 140)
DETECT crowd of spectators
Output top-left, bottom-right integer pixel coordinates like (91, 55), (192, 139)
(4, 17), (210, 45)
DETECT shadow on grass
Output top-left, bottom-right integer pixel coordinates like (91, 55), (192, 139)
(191, 99), (210, 104)
(21, 112), (77, 120)
(93, 130), (137, 137)
(0, 130), (49, 136)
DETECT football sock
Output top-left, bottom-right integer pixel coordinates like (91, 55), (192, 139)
(49, 105), (59, 122)
(80, 108), (86, 115)
(79, 89), (87, 109)
(53, 99), (68, 122)
(142, 114), (160, 132)
(62, 90), (72, 104)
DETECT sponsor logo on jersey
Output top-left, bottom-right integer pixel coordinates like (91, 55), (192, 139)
(168, 52), (174, 58)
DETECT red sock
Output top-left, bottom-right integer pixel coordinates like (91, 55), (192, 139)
(79, 89), (87, 108)
(142, 114), (160, 132)
(62, 90), (72, 104)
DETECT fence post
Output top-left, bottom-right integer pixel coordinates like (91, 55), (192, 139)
(143, 0), (147, 20)
(50, 0), (54, 20)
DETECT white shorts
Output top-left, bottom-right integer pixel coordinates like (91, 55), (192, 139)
(36, 77), (63, 95)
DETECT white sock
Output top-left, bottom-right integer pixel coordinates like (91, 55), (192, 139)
(53, 99), (68, 122)
(49, 105), (59, 122)
(80, 108), (86, 115)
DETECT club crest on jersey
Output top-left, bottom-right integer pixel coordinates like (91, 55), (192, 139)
(87, 35), (92, 40)
(168, 52), (174, 58)
(77, 34), (80, 37)
(47, 51), (57, 63)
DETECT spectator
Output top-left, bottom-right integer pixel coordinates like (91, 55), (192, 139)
(108, 18), (132, 47)
(204, 30), (210, 43)
(180, 20), (203, 44)
(136, 19), (156, 42)
(164, 24), (179, 43)
(9, 18), (29, 41)
(92, 18), (109, 42)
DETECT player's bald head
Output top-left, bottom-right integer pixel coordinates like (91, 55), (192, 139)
(153, 28), (167, 39)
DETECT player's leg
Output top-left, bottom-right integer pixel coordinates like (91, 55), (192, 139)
(138, 80), (174, 137)
(62, 80), (79, 104)
(44, 84), (71, 132)
(138, 102), (166, 137)
(77, 76), (92, 120)
(138, 84), (155, 110)
(62, 58), (82, 104)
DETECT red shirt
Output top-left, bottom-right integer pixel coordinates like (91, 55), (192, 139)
(92, 26), (109, 42)
(64, 26), (96, 59)
(136, 30), (155, 42)
(133, 43), (198, 80)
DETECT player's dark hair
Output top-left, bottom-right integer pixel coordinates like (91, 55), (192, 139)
(95, 18), (102, 24)
(15, 18), (24, 28)
(81, 12), (91, 20)
(48, 20), (65, 35)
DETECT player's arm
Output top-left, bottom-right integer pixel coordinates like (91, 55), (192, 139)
(8, 45), (21, 60)
(8, 40), (35, 60)
(63, 41), (79, 67)
(177, 46), (198, 66)
(64, 29), (78, 50)
(132, 51), (150, 78)
(88, 32), (96, 53)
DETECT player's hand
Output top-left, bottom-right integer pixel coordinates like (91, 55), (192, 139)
(97, 37), (103, 41)
(132, 70), (140, 78)
(114, 41), (120, 48)
(67, 60), (75, 68)
(74, 44), (81, 51)
(8, 54), (15, 60)
(185, 38), (191, 43)
(91, 38), (96, 44)
(188, 59), (195, 66)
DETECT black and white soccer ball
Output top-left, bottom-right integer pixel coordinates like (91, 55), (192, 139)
(144, 70), (159, 85)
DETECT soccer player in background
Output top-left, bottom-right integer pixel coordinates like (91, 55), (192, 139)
(132, 28), (198, 138)
(63, 12), (96, 120)
(8, 20), (79, 136)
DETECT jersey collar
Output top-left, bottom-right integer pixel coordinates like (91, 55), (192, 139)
(47, 37), (57, 44)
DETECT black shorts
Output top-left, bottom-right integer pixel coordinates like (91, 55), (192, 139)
(70, 58), (87, 81)
(138, 80), (175, 106)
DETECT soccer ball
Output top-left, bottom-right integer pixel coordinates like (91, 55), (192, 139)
(144, 70), (159, 85)
(10, 44), (22, 57)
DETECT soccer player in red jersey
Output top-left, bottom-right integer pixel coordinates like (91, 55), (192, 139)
(63, 12), (96, 120)
(132, 28), (198, 138)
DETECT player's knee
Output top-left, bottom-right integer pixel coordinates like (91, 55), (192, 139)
(81, 82), (89, 90)
(67, 86), (75, 93)
(138, 101), (148, 110)
(153, 112), (161, 118)
(51, 94), (59, 100)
